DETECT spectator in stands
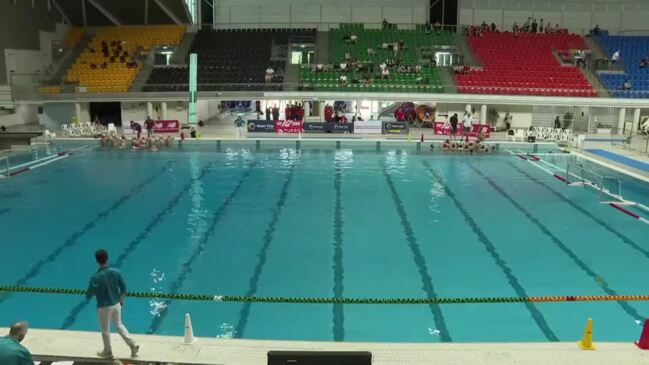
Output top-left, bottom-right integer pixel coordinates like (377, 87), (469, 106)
(622, 79), (632, 91)
(415, 75), (424, 85)
(86, 249), (139, 359)
(382, 19), (389, 30)
(531, 19), (538, 33)
(381, 68), (390, 79)
(434, 20), (442, 32)
(539, 19), (544, 33)
(350, 33), (358, 44)
(490, 22), (497, 32)
(611, 49), (621, 64)
(367, 47), (376, 56)
(362, 74), (372, 84)
(316, 63), (324, 72)
(513, 22), (520, 36)
(554, 116), (562, 129)
(265, 106), (271, 121)
(523, 17), (531, 32)
(640, 57), (649, 68)
(481, 20), (488, 32)
(592, 24), (600, 35)
(339, 74), (348, 84)
(265, 67), (275, 83)
(0, 125), (6, 132)
(393, 42), (400, 58)
(554, 24), (560, 32)
(339, 61), (348, 71)
(545, 22), (552, 33)
(379, 61), (387, 71)
(0, 321), (32, 365)
(576, 49), (587, 68)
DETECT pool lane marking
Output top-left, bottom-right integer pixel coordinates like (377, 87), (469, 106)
(508, 162), (649, 259)
(383, 166), (452, 342)
(233, 162), (297, 338)
(7, 145), (95, 175)
(332, 166), (345, 341)
(147, 161), (259, 334)
(469, 164), (645, 323)
(422, 161), (558, 342)
(60, 161), (219, 329)
(0, 162), (172, 302)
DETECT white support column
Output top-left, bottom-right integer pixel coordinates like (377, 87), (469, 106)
(161, 102), (168, 120)
(480, 104), (487, 124)
(144, 0), (149, 25)
(147, 102), (154, 119)
(319, 101), (326, 122)
(74, 103), (82, 123)
(632, 108), (641, 134)
(81, 0), (87, 27)
(618, 108), (626, 134)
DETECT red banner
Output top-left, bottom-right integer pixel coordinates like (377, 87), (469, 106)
(153, 120), (180, 133)
(274, 120), (304, 133)
(433, 122), (493, 137)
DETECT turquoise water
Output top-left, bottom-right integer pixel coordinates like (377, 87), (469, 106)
(1, 142), (648, 343)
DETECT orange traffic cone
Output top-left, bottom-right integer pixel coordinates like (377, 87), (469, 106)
(636, 319), (649, 350)
(577, 318), (595, 350)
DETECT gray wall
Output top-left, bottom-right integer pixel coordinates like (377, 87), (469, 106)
(0, 0), (59, 85)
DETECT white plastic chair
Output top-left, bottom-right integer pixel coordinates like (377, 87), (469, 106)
(107, 123), (116, 135)
(514, 129), (526, 141)
(505, 130), (516, 142)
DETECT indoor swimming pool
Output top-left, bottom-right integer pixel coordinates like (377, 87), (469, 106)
(0, 141), (648, 343)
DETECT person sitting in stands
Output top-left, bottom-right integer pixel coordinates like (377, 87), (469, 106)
(640, 57), (649, 68)
(350, 33), (357, 44)
(621, 79), (632, 91)
(381, 68), (390, 79)
(386, 58), (395, 67)
(611, 49), (620, 64)
(592, 24), (600, 35)
(367, 47), (375, 56)
(339, 61), (347, 71)
(265, 67), (275, 83)
(382, 42), (389, 50)
(339, 75), (348, 84)
(316, 63), (324, 72)
(415, 76), (424, 85)
(545, 22), (552, 33)
(382, 19), (389, 30)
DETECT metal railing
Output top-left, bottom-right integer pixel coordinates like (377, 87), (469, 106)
(0, 156), (9, 179)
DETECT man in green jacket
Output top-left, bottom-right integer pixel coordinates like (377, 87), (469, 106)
(86, 249), (139, 359)
(0, 322), (33, 365)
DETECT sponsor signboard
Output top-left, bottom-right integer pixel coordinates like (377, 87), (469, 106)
(382, 121), (410, 134)
(353, 120), (382, 134)
(153, 120), (180, 133)
(433, 122), (493, 137)
(274, 120), (304, 133)
(247, 120), (276, 132)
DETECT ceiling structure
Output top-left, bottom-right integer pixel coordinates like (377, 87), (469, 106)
(55, 0), (190, 26)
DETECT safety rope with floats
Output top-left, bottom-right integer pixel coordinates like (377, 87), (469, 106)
(2, 286), (649, 305)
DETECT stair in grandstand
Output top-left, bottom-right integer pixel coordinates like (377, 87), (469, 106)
(170, 31), (197, 65)
(42, 30), (94, 85)
(438, 66), (458, 93)
(283, 63), (299, 91)
(453, 32), (477, 66)
(314, 31), (330, 64)
(130, 62), (154, 92)
(580, 66), (610, 97)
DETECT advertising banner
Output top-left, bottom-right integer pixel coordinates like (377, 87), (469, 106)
(382, 121), (410, 134)
(353, 120), (382, 134)
(275, 120), (304, 133)
(247, 120), (276, 132)
(303, 123), (353, 133)
(433, 122), (493, 137)
(153, 120), (180, 133)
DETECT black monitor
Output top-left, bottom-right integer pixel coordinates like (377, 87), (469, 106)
(268, 351), (372, 365)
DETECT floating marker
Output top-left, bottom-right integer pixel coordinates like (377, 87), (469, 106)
(577, 318), (595, 350)
(636, 319), (649, 350)
(184, 313), (197, 344)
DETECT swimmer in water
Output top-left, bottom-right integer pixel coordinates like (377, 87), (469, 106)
(443, 139), (451, 151)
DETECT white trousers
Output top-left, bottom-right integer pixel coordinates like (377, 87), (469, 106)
(98, 303), (137, 353)
(236, 126), (245, 138)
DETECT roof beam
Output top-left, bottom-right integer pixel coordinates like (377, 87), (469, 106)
(50, 0), (71, 25)
(86, 0), (122, 26)
(155, 0), (183, 24)
(180, 0), (193, 24)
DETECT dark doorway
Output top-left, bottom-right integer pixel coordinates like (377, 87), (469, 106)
(90, 102), (122, 126)
(430, 0), (458, 27)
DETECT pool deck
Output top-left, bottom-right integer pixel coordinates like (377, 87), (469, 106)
(5, 327), (648, 365)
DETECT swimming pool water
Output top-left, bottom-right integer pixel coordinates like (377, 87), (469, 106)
(1, 143), (648, 343)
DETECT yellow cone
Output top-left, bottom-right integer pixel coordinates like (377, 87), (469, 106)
(578, 318), (595, 350)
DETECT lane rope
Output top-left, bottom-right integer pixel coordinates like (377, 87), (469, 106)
(1, 286), (649, 304)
